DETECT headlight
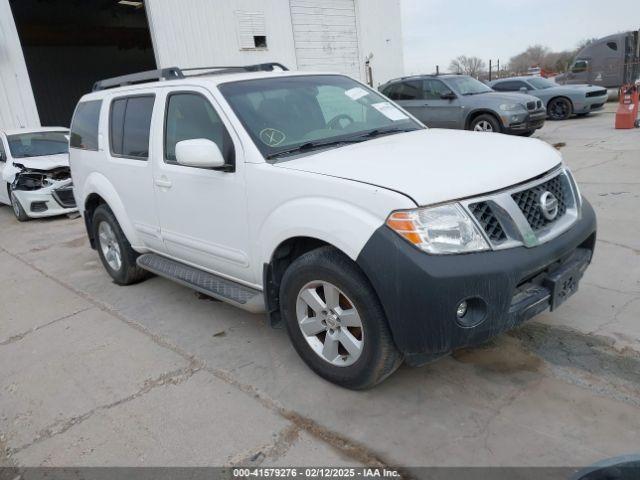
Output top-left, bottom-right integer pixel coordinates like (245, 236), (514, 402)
(499, 103), (522, 111)
(386, 203), (490, 254)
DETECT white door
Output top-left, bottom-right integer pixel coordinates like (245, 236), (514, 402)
(290, 0), (361, 79)
(152, 88), (253, 284)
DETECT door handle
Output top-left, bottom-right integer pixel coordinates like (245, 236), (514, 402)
(155, 177), (172, 189)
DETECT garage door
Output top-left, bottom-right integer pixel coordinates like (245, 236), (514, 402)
(289, 0), (361, 79)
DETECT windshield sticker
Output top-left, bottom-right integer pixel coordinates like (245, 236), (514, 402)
(345, 87), (369, 101)
(372, 102), (409, 121)
(259, 128), (286, 147)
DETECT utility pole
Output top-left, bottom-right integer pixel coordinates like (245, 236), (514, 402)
(489, 59), (492, 81)
(497, 59), (500, 78)
(436, 65), (440, 75)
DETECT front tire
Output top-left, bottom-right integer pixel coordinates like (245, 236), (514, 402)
(93, 204), (149, 285)
(547, 97), (573, 120)
(469, 114), (501, 133)
(280, 246), (402, 389)
(10, 192), (30, 222)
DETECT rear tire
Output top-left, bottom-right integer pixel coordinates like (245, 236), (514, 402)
(93, 204), (149, 285)
(469, 114), (501, 133)
(10, 192), (30, 222)
(280, 246), (402, 389)
(547, 97), (573, 120)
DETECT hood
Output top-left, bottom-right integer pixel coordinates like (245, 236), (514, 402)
(11, 153), (70, 171)
(274, 129), (562, 206)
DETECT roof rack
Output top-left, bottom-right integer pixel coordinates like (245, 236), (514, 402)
(92, 62), (289, 91)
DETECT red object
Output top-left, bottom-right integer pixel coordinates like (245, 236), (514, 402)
(615, 84), (639, 129)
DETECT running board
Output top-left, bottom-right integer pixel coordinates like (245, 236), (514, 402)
(136, 253), (265, 313)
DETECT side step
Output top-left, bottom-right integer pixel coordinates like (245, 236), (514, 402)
(137, 253), (265, 313)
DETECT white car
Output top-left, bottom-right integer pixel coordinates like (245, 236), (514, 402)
(70, 64), (597, 389)
(0, 127), (77, 221)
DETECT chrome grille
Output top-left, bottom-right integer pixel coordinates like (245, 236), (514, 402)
(469, 202), (507, 243)
(461, 169), (579, 251)
(512, 176), (567, 231)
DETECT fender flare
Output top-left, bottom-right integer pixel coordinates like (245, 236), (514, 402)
(258, 196), (385, 269)
(81, 172), (142, 247)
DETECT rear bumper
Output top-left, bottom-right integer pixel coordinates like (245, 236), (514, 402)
(356, 199), (597, 365)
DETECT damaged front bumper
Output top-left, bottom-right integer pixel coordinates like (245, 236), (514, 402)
(10, 166), (78, 218)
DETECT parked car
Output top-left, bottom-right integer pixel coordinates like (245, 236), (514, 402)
(379, 74), (546, 136)
(0, 127), (77, 221)
(489, 76), (609, 120)
(70, 64), (596, 389)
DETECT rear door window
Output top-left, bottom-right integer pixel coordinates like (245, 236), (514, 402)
(109, 95), (155, 159)
(70, 100), (102, 150)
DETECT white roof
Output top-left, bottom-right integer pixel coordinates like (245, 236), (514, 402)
(3, 126), (68, 136)
(81, 69), (342, 100)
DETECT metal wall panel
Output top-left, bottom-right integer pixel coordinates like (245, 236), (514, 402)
(145, 0), (298, 70)
(0, 0), (39, 129)
(289, 0), (360, 78)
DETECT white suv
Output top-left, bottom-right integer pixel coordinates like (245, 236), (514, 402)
(70, 63), (597, 389)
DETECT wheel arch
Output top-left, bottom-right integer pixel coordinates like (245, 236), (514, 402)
(547, 95), (574, 111)
(465, 109), (504, 130)
(80, 172), (141, 249)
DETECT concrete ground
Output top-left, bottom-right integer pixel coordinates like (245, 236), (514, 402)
(1, 106), (639, 468)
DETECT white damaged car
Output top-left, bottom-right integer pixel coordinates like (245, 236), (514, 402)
(0, 128), (77, 221)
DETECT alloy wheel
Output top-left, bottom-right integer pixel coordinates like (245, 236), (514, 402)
(295, 281), (364, 366)
(474, 120), (494, 132)
(98, 221), (122, 271)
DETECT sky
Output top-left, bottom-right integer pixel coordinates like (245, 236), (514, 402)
(402, 0), (638, 74)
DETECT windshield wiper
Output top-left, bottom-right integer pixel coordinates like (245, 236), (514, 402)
(266, 127), (419, 160)
(266, 138), (362, 159)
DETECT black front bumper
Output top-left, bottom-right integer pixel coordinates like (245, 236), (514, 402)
(356, 199), (597, 365)
(506, 109), (547, 132)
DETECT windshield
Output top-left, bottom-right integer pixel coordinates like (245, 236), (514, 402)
(446, 76), (493, 95)
(219, 75), (422, 159)
(7, 131), (69, 158)
(527, 77), (556, 89)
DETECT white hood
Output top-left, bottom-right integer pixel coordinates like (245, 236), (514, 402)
(275, 129), (562, 206)
(2, 153), (70, 183)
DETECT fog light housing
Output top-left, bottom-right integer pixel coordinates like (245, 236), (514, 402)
(456, 301), (468, 319)
(455, 297), (487, 328)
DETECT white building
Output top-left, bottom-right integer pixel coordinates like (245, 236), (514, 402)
(0, 0), (404, 130)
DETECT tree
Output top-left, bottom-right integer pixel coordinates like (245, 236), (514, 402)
(449, 55), (486, 78)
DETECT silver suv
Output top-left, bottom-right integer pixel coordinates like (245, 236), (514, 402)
(380, 74), (546, 136)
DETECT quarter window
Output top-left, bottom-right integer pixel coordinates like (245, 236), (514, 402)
(70, 100), (102, 150)
(164, 93), (234, 165)
(109, 95), (155, 159)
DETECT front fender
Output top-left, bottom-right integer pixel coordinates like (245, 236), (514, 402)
(80, 171), (141, 247)
(258, 196), (386, 267)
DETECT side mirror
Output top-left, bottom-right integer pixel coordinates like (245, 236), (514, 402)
(519, 87), (528, 93)
(440, 91), (457, 100)
(175, 139), (226, 169)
